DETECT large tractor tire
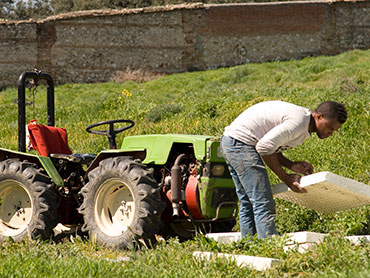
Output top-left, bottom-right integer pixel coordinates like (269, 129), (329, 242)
(0, 159), (60, 242)
(79, 157), (165, 249)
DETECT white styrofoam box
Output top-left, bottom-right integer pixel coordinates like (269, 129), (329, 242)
(345, 235), (370, 245)
(53, 223), (81, 235)
(206, 232), (242, 244)
(284, 243), (316, 253)
(193, 251), (281, 271)
(284, 231), (327, 252)
(205, 231), (325, 246)
(106, 256), (131, 263)
(272, 172), (370, 214)
(286, 231), (327, 244)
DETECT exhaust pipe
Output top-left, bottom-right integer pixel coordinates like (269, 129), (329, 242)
(171, 153), (186, 220)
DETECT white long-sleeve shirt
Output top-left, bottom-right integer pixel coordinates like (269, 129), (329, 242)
(223, 101), (311, 156)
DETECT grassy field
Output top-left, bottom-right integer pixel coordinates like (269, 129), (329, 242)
(0, 49), (369, 277)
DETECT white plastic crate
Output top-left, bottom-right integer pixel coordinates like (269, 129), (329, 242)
(284, 231), (327, 252)
(272, 172), (370, 213)
(206, 232), (242, 244)
(193, 251), (281, 271)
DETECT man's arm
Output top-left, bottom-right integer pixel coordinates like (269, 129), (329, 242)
(262, 153), (307, 193)
(277, 153), (314, 175)
(277, 153), (293, 169)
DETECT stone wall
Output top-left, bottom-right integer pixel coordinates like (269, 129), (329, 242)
(0, 1), (369, 87)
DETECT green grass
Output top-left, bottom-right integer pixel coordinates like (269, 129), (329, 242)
(0, 49), (369, 277)
(0, 235), (369, 277)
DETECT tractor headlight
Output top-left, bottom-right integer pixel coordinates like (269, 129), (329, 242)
(211, 164), (225, 176)
(217, 146), (224, 158)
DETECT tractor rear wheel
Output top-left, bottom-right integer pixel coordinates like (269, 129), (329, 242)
(79, 157), (165, 249)
(0, 159), (60, 241)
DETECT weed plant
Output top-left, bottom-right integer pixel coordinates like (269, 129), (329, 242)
(0, 49), (369, 277)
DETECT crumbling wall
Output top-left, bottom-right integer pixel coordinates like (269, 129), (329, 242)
(0, 1), (369, 87)
(0, 23), (38, 86)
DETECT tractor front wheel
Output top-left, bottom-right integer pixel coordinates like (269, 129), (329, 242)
(0, 159), (60, 241)
(79, 157), (165, 249)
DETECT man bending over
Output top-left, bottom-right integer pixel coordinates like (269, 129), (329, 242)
(220, 100), (347, 238)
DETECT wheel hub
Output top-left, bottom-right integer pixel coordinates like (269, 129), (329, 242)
(0, 180), (33, 237)
(94, 178), (135, 237)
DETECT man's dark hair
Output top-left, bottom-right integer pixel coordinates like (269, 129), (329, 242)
(314, 101), (347, 124)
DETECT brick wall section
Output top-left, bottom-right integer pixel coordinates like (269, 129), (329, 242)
(51, 9), (190, 83)
(0, 1), (369, 87)
(0, 23), (38, 86)
(197, 2), (328, 68)
(199, 3), (325, 36)
(335, 1), (370, 50)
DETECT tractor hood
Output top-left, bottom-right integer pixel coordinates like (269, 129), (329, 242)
(120, 134), (220, 164)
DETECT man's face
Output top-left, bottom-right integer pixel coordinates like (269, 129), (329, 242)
(314, 114), (342, 139)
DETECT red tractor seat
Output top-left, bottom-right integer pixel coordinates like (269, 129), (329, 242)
(27, 120), (96, 165)
(27, 120), (72, 157)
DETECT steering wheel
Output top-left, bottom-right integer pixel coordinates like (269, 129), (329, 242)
(86, 119), (135, 149)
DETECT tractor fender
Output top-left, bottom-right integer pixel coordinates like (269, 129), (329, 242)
(85, 149), (146, 176)
(0, 148), (64, 187)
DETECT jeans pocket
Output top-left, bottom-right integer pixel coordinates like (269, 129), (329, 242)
(223, 148), (249, 175)
(222, 144), (263, 176)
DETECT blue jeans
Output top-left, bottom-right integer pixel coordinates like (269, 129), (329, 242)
(220, 135), (277, 238)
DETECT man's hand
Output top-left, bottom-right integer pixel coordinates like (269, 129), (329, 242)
(262, 154), (307, 194)
(276, 154), (314, 176)
(290, 161), (314, 176)
(282, 174), (307, 193)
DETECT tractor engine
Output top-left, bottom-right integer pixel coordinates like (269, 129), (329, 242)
(158, 142), (238, 233)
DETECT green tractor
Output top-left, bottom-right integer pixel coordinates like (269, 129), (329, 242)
(0, 70), (237, 248)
